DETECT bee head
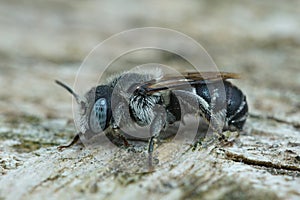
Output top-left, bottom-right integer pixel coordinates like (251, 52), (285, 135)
(55, 80), (113, 134)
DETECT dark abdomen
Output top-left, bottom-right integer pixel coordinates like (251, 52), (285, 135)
(195, 81), (248, 131)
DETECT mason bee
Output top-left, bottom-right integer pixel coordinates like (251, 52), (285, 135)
(56, 69), (248, 169)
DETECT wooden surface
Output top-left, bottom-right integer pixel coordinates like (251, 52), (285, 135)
(0, 1), (299, 200)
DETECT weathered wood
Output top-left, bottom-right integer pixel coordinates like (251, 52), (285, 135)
(0, 1), (300, 199)
(0, 109), (299, 200)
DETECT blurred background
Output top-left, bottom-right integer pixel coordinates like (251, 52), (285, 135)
(0, 0), (299, 121)
(1, 2), (299, 198)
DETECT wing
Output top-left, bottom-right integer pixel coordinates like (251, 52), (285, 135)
(134, 72), (241, 94)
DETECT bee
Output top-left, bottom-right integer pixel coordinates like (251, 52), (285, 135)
(56, 69), (248, 169)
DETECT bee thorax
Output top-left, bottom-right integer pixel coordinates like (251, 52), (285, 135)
(129, 94), (161, 126)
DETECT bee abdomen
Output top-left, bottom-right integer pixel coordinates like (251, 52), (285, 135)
(225, 82), (248, 130)
(227, 95), (248, 130)
(194, 81), (248, 131)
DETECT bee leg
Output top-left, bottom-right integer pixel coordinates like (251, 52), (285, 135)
(148, 136), (155, 172)
(172, 90), (226, 142)
(119, 133), (130, 147)
(147, 105), (167, 171)
(112, 127), (130, 147)
(122, 137), (130, 147)
(57, 133), (81, 151)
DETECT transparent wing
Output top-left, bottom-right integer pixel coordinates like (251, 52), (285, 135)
(133, 72), (241, 94)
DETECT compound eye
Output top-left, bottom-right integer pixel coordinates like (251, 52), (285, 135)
(89, 98), (107, 133)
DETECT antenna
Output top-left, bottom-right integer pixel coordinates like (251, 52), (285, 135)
(55, 80), (83, 104)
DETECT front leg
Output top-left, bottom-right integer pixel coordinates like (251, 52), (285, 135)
(148, 136), (155, 171)
(147, 104), (167, 171)
(57, 133), (82, 150)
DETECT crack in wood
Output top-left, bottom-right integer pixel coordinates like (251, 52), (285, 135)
(225, 151), (300, 172)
